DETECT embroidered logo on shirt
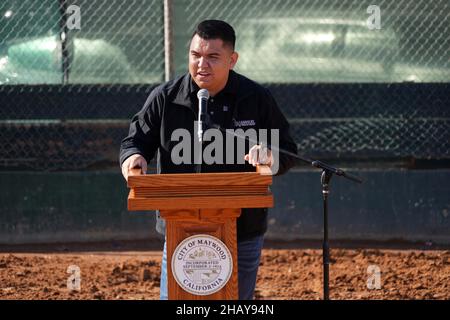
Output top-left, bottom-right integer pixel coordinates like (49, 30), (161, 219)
(233, 119), (256, 127)
(223, 105), (229, 112)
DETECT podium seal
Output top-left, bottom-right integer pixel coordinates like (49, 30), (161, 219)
(172, 234), (233, 295)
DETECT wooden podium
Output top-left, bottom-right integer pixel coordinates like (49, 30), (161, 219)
(127, 166), (273, 300)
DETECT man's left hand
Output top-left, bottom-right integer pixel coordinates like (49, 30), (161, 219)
(244, 144), (273, 167)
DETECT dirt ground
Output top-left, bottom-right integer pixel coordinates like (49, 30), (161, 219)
(0, 248), (449, 300)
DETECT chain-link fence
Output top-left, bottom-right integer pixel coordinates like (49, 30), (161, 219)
(0, 0), (449, 170)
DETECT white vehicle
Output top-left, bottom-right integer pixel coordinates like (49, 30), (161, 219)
(235, 17), (450, 83)
(0, 36), (161, 84)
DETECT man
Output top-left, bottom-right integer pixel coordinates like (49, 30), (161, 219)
(120, 20), (297, 299)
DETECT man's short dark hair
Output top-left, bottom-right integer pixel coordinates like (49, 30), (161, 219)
(192, 20), (236, 50)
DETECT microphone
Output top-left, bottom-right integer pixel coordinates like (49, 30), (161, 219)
(197, 89), (209, 143)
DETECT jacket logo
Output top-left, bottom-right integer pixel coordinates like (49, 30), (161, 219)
(233, 119), (256, 128)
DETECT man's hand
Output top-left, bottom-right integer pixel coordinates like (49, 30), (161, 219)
(121, 154), (147, 181)
(244, 144), (273, 167)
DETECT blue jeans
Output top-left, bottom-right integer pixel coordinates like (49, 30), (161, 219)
(160, 235), (264, 300)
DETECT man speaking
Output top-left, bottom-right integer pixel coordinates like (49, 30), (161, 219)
(120, 20), (298, 299)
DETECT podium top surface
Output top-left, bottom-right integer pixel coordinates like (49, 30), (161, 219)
(128, 172), (272, 188)
(127, 166), (273, 210)
(127, 166), (272, 188)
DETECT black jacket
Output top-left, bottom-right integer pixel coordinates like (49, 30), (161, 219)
(120, 70), (298, 241)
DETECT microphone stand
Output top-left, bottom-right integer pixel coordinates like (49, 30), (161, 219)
(203, 118), (363, 300)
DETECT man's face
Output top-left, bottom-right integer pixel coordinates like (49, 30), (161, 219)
(189, 34), (238, 96)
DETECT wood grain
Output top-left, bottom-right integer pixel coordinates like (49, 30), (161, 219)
(128, 194), (273, 210)
(128, 171), (272, 188)
(133, 185), (268, 197)
(126, 168), (272, 300)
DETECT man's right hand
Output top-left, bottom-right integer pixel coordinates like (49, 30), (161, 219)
(121, 154), (147, 181)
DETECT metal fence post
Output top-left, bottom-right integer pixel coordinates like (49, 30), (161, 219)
(164, 0), (174, 81)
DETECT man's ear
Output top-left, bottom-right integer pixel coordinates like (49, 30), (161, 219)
(230, 51), (239, 69)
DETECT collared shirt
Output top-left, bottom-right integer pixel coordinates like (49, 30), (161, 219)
(188, 71), (237, 130)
